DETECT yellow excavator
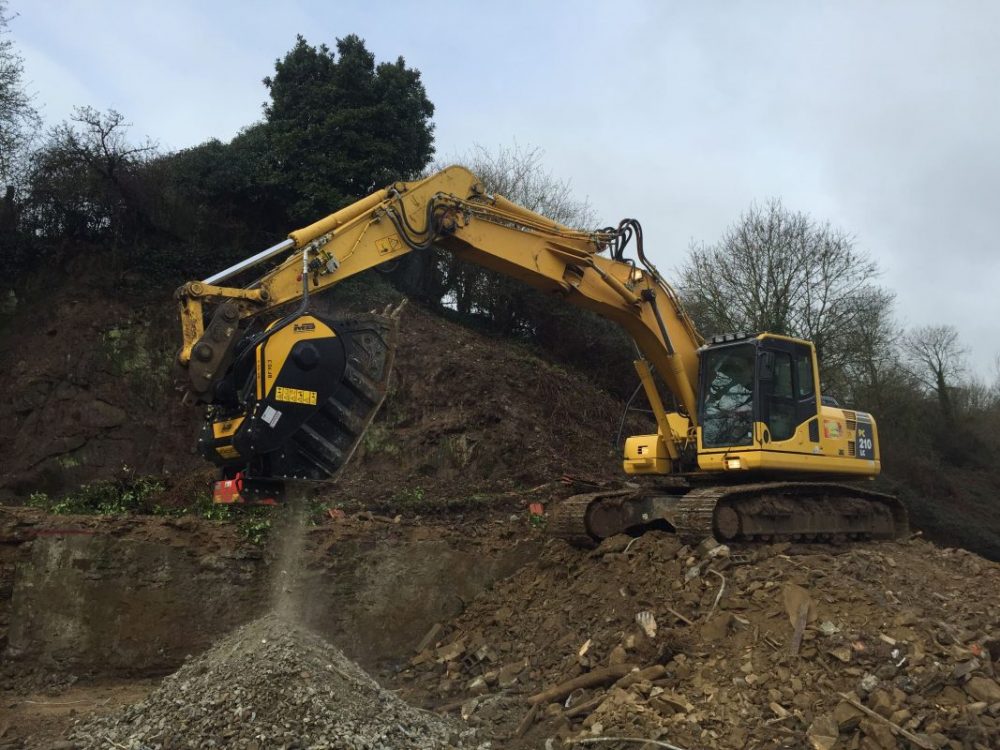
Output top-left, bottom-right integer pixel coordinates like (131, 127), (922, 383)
(175, 166), (907, 544)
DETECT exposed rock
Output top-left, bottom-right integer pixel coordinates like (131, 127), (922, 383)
(965, 676), (1000, 704)
(80, 399), (126, 429)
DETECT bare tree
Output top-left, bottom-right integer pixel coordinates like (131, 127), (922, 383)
(52, 107), (157, 184)
(679, 198), (894, 396)
(447, 143), (596, 228)
(0, 1), (39, 225)
(397, 143), (599, 319)
(26, 106), (157, 242)
(902, 324), (967, 423)
(834, 294), (902, 407)
(993, 354), (1000, 402)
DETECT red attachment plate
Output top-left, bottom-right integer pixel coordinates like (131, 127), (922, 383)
(212, 472), (280, 505)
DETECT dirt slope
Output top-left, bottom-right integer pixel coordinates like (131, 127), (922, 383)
(0, 277), (198, 497)
(0, 273), (642, 508)
(334, 301), (640, 510)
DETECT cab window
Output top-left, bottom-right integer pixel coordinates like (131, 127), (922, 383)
(768, 352), (796, 441)
(796, 353), (814, 397)
(700, 344), (755, 448)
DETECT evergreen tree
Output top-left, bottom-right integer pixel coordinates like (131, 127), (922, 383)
(262, 34), (435, 223)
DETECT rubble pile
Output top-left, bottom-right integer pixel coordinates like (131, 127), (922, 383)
(70, 615), (476, 750)
(396, 533), (1000, 749)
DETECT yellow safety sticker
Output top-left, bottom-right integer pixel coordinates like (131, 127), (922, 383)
(375, 236), (403, 255)
(216, 445), (240, 459)
(212, 417), (244, 439)
(275, 386), (318, 405)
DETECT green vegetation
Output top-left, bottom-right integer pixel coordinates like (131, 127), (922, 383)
(361, 424), (399, 457)
(27, 473), (164, 515)
(392, 486), (425, 507)
(237, 514), (272, 545)
(27, 473), (278, 546)
(195, 497), (232, 521)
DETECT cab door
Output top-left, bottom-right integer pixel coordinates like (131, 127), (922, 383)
(757, 340), (820, 451)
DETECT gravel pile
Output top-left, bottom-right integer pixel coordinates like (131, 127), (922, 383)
(69, 614), (476, 749)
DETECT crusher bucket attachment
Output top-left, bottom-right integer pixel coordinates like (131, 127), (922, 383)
(200, 303), (403, 501)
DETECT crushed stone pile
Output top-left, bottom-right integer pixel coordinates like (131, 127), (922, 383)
(395, 532), (1000, 749)
(70, 614), (476, 750)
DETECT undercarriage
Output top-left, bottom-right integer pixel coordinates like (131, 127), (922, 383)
(547, 480), (909, 546)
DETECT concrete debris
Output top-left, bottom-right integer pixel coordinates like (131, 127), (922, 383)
(806, 713), (839, 750)
(395, 535), (1000, 748)
(635, 610), (657, 639)
(965, 675), (1000, 704)
(782, 582), (816, 627)
(819, 620), (841, 636)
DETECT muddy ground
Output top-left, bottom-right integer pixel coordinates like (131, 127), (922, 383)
(2, 502), (998, 750)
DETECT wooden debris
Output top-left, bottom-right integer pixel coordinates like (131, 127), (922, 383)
(665, 606), (694, 626)
(527, 663), (636, 706)
(836, 692), (936, 750)
(435, 696), (473, 714)
(563, 693), (606, 719)
(789, 601), (809, 656)
(513, 701), (540, 738)
(613, 664), (666, 689)
(574, 736), (689, 750)
(414, 623), (442, 654)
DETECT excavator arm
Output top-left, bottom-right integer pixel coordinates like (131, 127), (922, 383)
(176, 166), (703, 490)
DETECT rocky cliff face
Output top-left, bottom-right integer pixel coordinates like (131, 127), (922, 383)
(0, 507), (535, 679)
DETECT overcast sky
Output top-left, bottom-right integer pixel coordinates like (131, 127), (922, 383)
(12, 1), (1000, 376)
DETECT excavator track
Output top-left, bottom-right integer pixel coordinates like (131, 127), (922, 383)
(546, 492), (602, 547)
(673, 488), (725, 543)
(546, 490), (637, 547)
(550, 482), (909, 547)
(547, 490), (655, 547)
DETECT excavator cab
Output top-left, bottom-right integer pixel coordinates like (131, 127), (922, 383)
(695, 333), (878, 477)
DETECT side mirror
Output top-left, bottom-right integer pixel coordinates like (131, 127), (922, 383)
(758, 351), (775, 381)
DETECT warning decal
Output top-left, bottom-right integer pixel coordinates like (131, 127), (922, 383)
(261, 405), (282, 428)
(275, 386), (318, 406)
(375, 236), (403, 255)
